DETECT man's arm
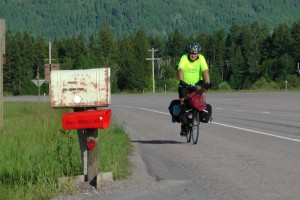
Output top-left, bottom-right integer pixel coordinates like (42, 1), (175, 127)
(202, 69), (210, 83)
(202, 69), (211, 91)
(178, 68), (189, 87)
(178, 68), (184, 81)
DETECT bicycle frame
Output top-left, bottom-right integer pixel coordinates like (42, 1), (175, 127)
(180, 84), (207, 144)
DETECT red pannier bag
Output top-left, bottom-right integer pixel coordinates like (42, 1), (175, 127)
(185, 92), (206, 111)
(185, 92), (212, 123)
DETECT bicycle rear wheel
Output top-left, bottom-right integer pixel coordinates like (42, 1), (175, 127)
(192, 111), (200, 144)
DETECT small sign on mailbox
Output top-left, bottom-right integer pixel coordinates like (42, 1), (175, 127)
(62, 109), (111, 130)
(50, 68), (111, 108)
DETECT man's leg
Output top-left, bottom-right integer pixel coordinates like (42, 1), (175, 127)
(178, 87), (189, 136)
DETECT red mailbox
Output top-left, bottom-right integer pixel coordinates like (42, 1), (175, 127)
(62, 109), (111, 130)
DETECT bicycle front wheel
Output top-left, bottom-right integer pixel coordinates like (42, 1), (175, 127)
(192, 111), (200, 144)
(186, 125), (191, 143)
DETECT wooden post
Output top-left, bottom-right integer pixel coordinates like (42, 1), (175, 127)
(75, 107), (99, 185)
(74, 107), (88, 181)
(0, 19), (4, 131)
(86, 128), (99, 182)
(86, 107), (99, 184)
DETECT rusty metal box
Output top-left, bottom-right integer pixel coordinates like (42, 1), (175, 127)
(50, 68), (110, 108)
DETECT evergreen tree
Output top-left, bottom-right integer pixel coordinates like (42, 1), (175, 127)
(208, 29), (226, 87)
(133, 28), (151, 90)
(97, 23), (120, 92)
(117, 36), (136, 91)
(167, 29), (186, 69)
(226, 24), (241, 88)
(271, 23), (294, 58)
(3, 29), (14, 93)
(21, 31), (36, 94)
(98, 23), (117, 65)
(34, 36), (47, 80)
(270, 23), (295, 80)
(291, 20), (300, 63)
(230, 46), (245, 89)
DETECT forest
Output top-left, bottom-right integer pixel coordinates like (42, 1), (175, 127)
(1, 0), (300, 40)
(2, 19), (300, 95)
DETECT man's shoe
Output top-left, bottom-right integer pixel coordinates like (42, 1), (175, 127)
(180, 125), (187, 137)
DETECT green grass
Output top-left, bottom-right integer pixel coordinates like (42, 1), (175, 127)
(0, 102), (132, 200)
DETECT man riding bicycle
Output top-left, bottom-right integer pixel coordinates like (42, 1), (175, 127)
(177, 42), (211, 136)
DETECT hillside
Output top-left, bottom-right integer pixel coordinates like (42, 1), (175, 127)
(1, 0), (300, 40)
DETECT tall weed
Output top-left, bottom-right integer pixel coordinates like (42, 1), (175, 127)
(0, 102), (131, 199)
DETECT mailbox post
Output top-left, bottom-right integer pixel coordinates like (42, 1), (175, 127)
(86, 126), (98, 182)
(51, 68), (111, 188)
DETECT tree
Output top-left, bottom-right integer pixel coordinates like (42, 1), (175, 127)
(3, 29), (15, 93)
(270, 23), (295, 80)
(97, 23), (120, 92)
(226, 24), (241, 88)
(34, 36), (47, 75)
(205, 29), (226, 87)
(132, 28), (151, 90)
(166, 29), (186, 69)
(271, 23), (294, 58)
(291, 20), (300, 63)
(98, 23), (117, 65)
(117, 36), (136, 91)
(230, 46), (245, 89)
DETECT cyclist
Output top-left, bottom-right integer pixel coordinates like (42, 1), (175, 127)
(177, 41), (211, 136)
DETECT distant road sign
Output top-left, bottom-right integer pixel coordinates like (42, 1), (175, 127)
(31, 80), (45, 87)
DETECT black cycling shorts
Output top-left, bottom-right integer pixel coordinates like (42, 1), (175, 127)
(178, 86), (206, 99)
(178, 87), (190, 99)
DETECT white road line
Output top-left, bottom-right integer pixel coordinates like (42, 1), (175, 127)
(113, 105), (168, 115)
(113, 105), (300, 143)
(211, 122), (300, 143)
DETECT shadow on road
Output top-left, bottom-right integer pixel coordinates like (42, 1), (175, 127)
(131, 140), (184, 144)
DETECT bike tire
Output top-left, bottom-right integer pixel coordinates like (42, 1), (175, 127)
(192, 111), (200, 144)
(186, 125), (192, 143)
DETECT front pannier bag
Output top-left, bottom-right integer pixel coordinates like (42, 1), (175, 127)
(168, 99), (181, 123)
(199, 103), (212, 123)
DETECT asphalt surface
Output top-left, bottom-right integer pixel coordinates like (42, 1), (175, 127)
(4, 93), (300, 200)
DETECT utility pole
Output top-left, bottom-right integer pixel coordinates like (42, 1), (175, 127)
(45, 42), (55, 70)
(146, 48), (160, 93)
(37, 65), (40, 104)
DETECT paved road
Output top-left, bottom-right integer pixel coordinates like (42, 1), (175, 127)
(106, 93), (300, 200)
(5, 93), (300, 200)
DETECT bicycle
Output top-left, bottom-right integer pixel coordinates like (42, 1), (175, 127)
(181, 84), (212, 144)
(168, 83), (212, 144)
(183, 107), (200, 144)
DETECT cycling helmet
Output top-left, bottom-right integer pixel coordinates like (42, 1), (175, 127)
(189, 42), (201, 54)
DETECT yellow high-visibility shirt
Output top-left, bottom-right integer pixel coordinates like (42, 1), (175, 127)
(178, 54), (208, 85)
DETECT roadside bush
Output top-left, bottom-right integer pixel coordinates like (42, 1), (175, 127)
(156, 79), (178, 92)
(218, 81), (231, 91)
(251, 77), (278, 90)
